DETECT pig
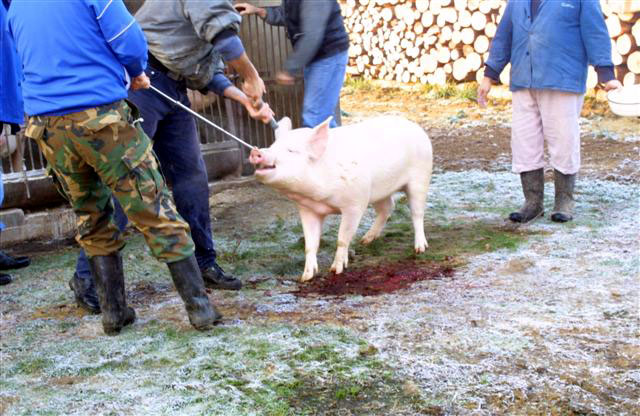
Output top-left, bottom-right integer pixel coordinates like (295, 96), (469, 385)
(249, 115), (433, 281)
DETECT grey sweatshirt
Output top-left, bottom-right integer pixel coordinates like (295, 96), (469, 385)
(136, 0), (241, 89)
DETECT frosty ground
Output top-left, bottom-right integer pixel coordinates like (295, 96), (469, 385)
(1, 83), (638, 415)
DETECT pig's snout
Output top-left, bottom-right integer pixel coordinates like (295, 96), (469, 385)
(249, 148), (263, 165)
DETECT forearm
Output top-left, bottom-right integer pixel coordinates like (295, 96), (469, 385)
(223, 85), (251, 108)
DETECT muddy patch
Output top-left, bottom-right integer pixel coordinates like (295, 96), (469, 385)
(293, 262), (454, 298)
(128, 281), (173, 305)
(31, 303), (87, 320)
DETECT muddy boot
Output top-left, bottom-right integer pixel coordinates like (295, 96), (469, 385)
(508, 168), (544, 223)
(551, 170), (576, 223)
(89, 253), (136, 335)
(69, 272), (101, 314)
(168, 255), (222, 330)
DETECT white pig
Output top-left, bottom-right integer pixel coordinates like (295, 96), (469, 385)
(249, 115), (433, 281)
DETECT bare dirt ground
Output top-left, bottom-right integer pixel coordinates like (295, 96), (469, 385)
(1, 84), (638, 415)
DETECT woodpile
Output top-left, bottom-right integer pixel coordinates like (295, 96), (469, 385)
(341, 0), (640, 87)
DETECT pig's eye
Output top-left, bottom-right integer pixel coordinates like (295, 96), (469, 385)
(287, 148), (298, 154)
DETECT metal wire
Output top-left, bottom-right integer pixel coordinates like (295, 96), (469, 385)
(149, 85), (257, 150)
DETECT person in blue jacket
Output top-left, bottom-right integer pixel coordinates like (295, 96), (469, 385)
(69, 0), (274, 315)
(477, 0), (622, 224)
(0, 0), (30, 285)
(8, 0), (223, 334)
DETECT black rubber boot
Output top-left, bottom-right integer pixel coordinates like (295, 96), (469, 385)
(201, 263), (242, 290)
(551, 169), (576, 223)
(168, 255), (222, 330)
(509, 168), (545, 223)
(0, 273), (12, 285)
(0, 251), (30, 270)
(69, 272), (101, 314)
(89, 253), (136, 335)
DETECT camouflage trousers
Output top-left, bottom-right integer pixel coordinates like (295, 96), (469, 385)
(25, 100), (194, 262)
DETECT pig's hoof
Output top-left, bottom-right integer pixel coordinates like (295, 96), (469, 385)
(360, 233), (378, 245)
(301, 261), (318, 282)
(414, 241), (428, 253)
(330, 260), (347, 275)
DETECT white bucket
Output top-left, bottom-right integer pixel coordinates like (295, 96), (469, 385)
(606, 84), (640, 117)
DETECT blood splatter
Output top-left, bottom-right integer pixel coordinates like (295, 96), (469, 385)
(292, 262), (455, 298)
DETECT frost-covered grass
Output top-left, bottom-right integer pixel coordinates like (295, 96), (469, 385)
(1, 171), (638, 415)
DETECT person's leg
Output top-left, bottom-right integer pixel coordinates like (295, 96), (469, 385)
(29, 111), (133, 334)
(538, 90), (584, 222)
(509, 89), (545, 223)
(72, 198), (127, 313)
(70, 69), (168, 310)
(302, 50), (349, 128)
(151, 84), (241, 290)
(37, 101), (219, 332)
(0, 168), (8, 286)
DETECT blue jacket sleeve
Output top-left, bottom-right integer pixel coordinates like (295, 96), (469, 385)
(580, 0), (613, 68)
(88, 0), (148, 77)
(206, 72), (233, 96)
(484, 0), (513, 78)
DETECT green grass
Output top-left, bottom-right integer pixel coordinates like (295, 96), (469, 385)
(343, 75), (377, 92)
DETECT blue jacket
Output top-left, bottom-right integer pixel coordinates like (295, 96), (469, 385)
(0, 1), (23, 124)
(7, 0), (148, 116)
(485, 0), (613, 94)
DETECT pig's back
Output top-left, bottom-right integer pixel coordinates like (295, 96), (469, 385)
(328, 116), (432, 200)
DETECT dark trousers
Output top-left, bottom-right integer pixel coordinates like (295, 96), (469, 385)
(76, 69), (217, 277)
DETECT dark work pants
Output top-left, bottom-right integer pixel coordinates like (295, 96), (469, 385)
(75, 69), (217, 277)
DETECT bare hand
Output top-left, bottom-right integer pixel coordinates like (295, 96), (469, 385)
(246, 101), (275, 124)
(603, 79), (623, 92)
(234, 2), (263, 17)
(131, 73), (150, 90)
(241, 75), (266, 105)
(477, 76), (493, 108)
(276, 71), (295, 86)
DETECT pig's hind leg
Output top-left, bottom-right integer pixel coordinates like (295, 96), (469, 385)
(361, 196), (394, 244)
(331, 206), (366, 275)
(406, 180), (430, 253)
(298, 206), (325, 282)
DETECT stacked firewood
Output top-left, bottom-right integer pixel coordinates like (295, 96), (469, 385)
(341, 0), (640, 87)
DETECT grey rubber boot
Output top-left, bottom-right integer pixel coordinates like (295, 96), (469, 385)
(167, 255), (222, 330)
(89, 253), (136, 335)
(551, 169), (576, 223)
(509, 168), (545, 223)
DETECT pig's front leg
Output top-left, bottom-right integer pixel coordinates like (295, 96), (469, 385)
(331, 207), (366, 275)
(298, 206), (325, 282)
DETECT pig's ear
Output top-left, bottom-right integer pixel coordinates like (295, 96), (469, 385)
(275, 117), (292, 140)
(308, 116), (332, 160)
